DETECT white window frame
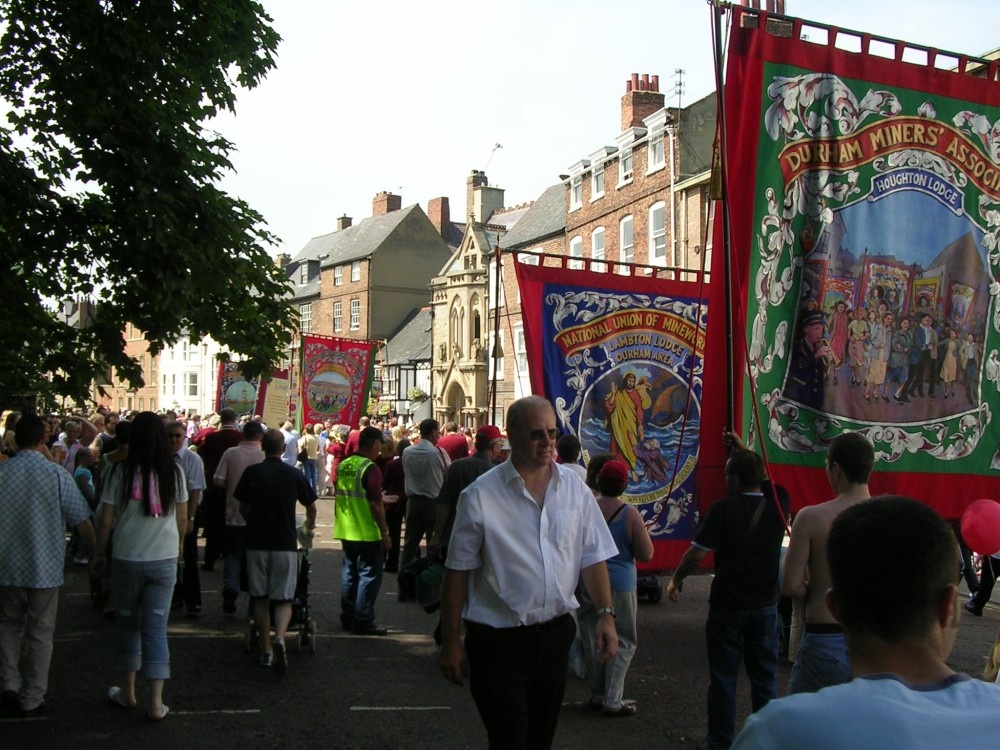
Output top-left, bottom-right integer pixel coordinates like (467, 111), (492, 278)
(649, 201), (667, 265)
(487, 258), (505, 310)
(648, 132), (665, 173)
(513, 324), (530, 399)
(619, 215), (634, 273)
(183, 372), (198, 397)
(333, 301), (342, 332)
(334, 266), (343, 286)
(570, 177), (582, 211)
(591, 227), (606, 273)
(299, 302), (312, 333)
(591, 165), (604, 201)
(349, 299), (360, 330)
(299, 263), (309, 285)
(487, 329), (505, 380)
(618, 148), (633, 185)
(569, 236), (583, 270)
(351, 261), (361, 282)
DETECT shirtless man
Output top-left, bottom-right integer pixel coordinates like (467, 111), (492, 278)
(781, 431), (873, 694)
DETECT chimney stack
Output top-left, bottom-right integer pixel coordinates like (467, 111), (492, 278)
(275, 253), (291, 270)
(621, 72), (665, 131)
(428, 197), (450, 236)
(466, 170), (488, 220)
(336, 215), (353, 231)
(372, 191), (402, 216)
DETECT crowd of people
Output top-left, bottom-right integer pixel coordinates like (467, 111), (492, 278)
(787, 297), (983, 410)
(1, 400), (999, 748)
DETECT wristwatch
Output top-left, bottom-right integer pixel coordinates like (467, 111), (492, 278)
(596, 606), (616, 618)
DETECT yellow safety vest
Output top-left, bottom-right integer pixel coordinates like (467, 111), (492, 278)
(334, 454), (381, 542)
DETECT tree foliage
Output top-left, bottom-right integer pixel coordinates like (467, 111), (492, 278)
(0, 0), (295, 407)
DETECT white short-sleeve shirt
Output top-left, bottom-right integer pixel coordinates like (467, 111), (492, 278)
(447, 461), (617, 627)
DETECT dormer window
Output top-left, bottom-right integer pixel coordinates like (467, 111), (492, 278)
(648, 132), (665, 172)
(570, 177), (583, 211)
(619, 148), (633, 185)
(591, 166), (604, 200)
(299, 263), (309, 285)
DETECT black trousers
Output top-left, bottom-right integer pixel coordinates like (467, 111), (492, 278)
(464, 613), (575, 750)
(201, 486), (226, 563)
(172, 529), (201, 609)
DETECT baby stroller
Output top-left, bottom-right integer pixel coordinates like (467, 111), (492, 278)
(244, 545), (317, 655)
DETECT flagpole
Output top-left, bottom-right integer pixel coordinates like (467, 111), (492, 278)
(713, 0), (736, 437)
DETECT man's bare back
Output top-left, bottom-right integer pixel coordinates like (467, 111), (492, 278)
(782, 494), (868, 623)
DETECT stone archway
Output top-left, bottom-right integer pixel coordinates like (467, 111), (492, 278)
(446, 382), (466, 424)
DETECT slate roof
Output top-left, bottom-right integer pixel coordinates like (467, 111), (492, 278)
(291, 204), (422, 270)
(499, 184), (566, 250)
(384, 307), (432, 365)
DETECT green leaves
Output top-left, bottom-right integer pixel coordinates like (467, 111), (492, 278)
(0, 0), (293, 405)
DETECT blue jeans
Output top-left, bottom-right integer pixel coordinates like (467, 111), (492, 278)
(301, 458), (317, 491)
(705, 604), (779, 750)
(113, 559), (177, 680)
(787, 631), (850, 694)
(340, 540), (384, 628)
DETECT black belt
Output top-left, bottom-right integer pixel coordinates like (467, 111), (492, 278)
(466, 612), (573, 633)
(805, 622), (844, 634)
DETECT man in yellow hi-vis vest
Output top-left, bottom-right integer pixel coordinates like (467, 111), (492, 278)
(334, 426), (391, 635)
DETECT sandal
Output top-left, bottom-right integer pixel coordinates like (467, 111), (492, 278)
(107, 686), (136, 709)
(603, 702), (637, 717)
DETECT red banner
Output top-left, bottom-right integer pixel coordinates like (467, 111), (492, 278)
(721, 6), (1000, 517)
(298, 334), (378, 431)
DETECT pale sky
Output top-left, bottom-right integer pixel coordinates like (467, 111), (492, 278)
(212, 0), (999, 258)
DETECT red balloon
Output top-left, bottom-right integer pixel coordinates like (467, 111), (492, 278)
(961, 498), (1000, 556)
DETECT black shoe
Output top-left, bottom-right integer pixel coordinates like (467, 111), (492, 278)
(1, 689), (19, 715)
(272, 640), (287, 676)
(19, 701), (46, 718)
(963, 600), (982, 617)
(186, 604), (201, 617)
(353, 623), (388, 636)
(223, 588), (237, 615)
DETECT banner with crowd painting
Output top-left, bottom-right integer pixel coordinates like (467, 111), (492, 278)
(297, 334), (378, 432)
(215, 362), (259, 416)
(514, 255), (722, 568)
(722, 6), (1000, 516)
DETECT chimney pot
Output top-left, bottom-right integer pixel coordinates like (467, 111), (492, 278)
(621, 72), (666, 131)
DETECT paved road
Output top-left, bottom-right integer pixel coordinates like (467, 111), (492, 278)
(3, 497), (998, 749)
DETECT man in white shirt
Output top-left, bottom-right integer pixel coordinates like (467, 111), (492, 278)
(733, 496), (1000, 749)
(214, 422), (265, 614)
(166, 421), (207, 616)
(400, 419), (449, 576)
(279, 420), (299, 466)
(438, 396), (619, 750)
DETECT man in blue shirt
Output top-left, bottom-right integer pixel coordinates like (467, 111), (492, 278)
(733, 496), (1000, 748)
(0, 414), (95, 717)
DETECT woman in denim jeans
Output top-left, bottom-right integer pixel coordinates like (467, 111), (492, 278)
(94, 412), (187, 720)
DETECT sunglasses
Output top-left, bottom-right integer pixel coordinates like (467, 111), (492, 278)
(522, 428), (560, 442)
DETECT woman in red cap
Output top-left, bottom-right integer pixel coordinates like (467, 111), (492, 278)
(578, 460), (654, 716)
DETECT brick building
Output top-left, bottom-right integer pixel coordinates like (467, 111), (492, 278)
(562, 73), (715, 278)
